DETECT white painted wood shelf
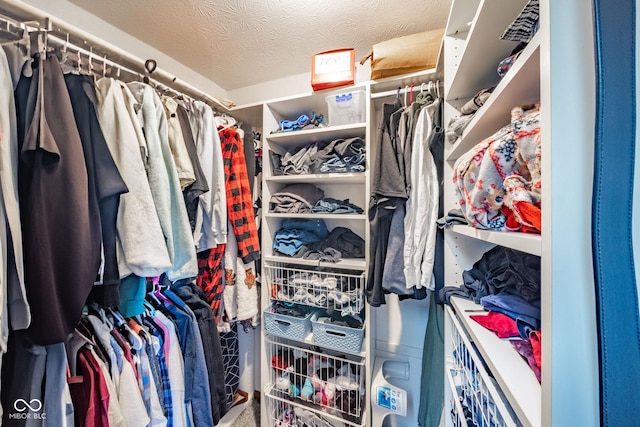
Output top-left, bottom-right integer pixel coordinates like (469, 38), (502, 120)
(449, 225), (542, 256)
(447, 33), (541, 162)
(265, 212), (366, 221)
(266, 123), (366, 148)
(446, 0), (530, 103)
(450, 297), (541, 427)
(265, 172), (367, 184)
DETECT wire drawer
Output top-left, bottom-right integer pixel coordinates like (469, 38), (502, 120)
(264, 263), (364, 316)
(266, 336), (366, 426)
(444, 306), (519, 427)
(269, 396), (346, 427)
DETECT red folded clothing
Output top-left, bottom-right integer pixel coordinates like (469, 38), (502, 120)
(529, 329), (542, 369)
(470, 311), (520, 338)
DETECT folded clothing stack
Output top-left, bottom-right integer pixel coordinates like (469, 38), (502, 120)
(270, 137), (366, 176)
(269, 183), (364, 215)
(273, 219), (365, 262)
(269, 183), (325, 213)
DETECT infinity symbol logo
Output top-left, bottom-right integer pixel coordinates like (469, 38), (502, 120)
(14, 399), (42, 412)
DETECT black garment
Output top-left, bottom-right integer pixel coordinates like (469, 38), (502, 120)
(428, 98), (446, 300)
(65, 74), (129, 307)
(170, 280), (227, 424)
(303, 227), (365, 259)
(371, 100), (407, 199)
(439, 246), (541, 304)
(367, 197), (402, 306)
(176, 103), (209, 232)
(16, 54), (95, 345)
(241, 123), (256, 195)
(1, 332), (46, 427)
(367, 101), (408, 306)
(220, 323), (240, 410)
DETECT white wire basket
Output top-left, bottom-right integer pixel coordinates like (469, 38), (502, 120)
(444, 306), (519, 427)
(266, 336), (366, 427)
(264, 263), (364, 315)
(268, 396), (346, 427)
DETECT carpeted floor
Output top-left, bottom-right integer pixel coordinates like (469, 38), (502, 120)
(231, 399), (260, 427)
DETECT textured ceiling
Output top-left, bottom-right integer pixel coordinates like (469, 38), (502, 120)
(67, 0), (451, 90)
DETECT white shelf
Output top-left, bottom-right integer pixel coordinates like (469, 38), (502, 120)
(265, 212), (366, 220)
(446, 0), (530, 103)
(264, 255), (366, 271)
(444, 0), (481, 39)
(449, 225), (542, 256)
(266, 123), (366, 148)
(265, 172), (366, 185)
(450, 297), (541, 427)
(447, 34), (541, 161)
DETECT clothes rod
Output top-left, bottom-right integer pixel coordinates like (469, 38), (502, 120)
(371, 81), (443, 99)
(0, 0), (232, 111)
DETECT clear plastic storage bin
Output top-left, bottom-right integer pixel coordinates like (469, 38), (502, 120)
(325, 90), (366, 126)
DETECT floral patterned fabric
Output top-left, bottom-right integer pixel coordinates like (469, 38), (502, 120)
(452, 104), (541, 231)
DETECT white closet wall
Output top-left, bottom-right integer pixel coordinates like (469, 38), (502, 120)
(18, 0), (227, 97)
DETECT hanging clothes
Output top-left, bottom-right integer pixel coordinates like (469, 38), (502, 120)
(163, 96), (196, 190)
(196, 244), (226, 324)
(127, 82), (198, 283)
(94, 77), (171, 279)
(15, 53), (94, 345)
(64, 73), (129, 307)
(427, 97), (446, 296)
(403, 98), (440, 290)
(186, 100), (227, 251)
(0, 48), (30, 404)
(175, 102), (209, 233)
(223, 224), (258, 323)
(219, 126), (261, 264)
(0, 333), (75, 426)
(366, 100), (405, 307)
(161, 287), (215, 427)
(170, 280), (227, 424)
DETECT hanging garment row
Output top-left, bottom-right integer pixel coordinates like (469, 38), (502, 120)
(367, 82), (445, 307)
(2, 281), (227, 426)
(0, 30), (261, 426)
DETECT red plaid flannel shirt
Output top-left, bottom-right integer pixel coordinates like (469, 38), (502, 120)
(219, 127), (260, 263)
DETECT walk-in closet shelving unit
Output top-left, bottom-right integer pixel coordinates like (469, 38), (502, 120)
(442, 0), (542, 426)
(259, 85), (372, 427)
